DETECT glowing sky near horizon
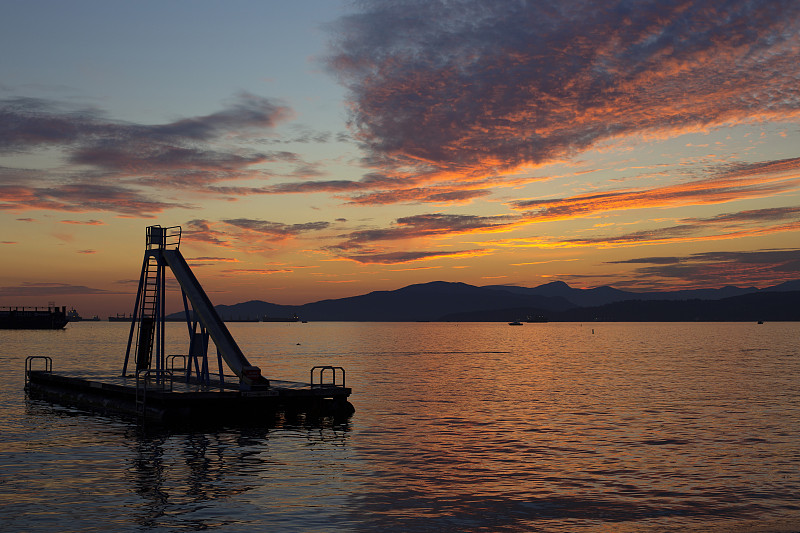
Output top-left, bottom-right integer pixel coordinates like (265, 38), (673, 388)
(1, 0), (800, 315)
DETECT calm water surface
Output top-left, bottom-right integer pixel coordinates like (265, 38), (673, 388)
(1, 321), (798, 531)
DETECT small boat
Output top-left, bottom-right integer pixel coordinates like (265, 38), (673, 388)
(108, 313), (134, 322)
(508, 321), (523, 326)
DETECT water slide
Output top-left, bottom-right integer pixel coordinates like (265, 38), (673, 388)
(161, 248), (266, 384)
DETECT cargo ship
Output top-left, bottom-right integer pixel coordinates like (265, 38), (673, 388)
(0, 306), (69, 329)
(108, 313), (134, 322)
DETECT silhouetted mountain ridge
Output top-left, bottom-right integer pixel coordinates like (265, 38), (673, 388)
(483, 281), (766, 307)
(167, 279), (800, 321)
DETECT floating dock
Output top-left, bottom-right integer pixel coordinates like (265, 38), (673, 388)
(26, 364), (352, 424)
(25, 225), (354, 423)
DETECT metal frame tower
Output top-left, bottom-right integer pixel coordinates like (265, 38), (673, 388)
(121, 225), (268, 389)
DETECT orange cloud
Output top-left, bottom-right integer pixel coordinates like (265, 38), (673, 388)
(60, 219), (105, 225)
(343, 248), (490, 265)
(220, 268), (293, 275)
(329, 1), (800, 189)
(502, 206), (800, 250)
(513, 157), (800, 220)
(334, 213), (521, 252)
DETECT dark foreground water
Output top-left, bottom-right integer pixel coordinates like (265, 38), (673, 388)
(1, 321), (798, 532)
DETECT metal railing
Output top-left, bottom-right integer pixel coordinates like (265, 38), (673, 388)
(24, 356), (52, 390)
(135, 369), (174, 415)
(3, 306), (62, 312)
(145, 225), (182, 250)
(166, 354), (187, 375)
(310, 366), (346, 389)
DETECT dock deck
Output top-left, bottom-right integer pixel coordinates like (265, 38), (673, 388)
(26, 369), (353, 424)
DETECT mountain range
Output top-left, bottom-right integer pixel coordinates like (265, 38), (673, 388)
(169, 279), (800, 322)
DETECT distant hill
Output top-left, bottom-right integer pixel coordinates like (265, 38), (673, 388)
(297, 281), (573, 321)
(168, 279), (800, 322)
(483, 280), (763, 307)
(177, 281), (574, 322)
(555, 291), (800, 322)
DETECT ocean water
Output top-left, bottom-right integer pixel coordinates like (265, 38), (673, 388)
(1, 321), (798, 532)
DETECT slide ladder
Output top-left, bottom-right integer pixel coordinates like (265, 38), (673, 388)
(134, 254), (160, 371)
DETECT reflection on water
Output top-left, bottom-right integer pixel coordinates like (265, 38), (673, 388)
(1, 322), (799, 531)
(9, 400), (353, 532)
(122, 420), (352, 531)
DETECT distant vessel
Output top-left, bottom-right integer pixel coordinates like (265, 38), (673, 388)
(263, 314), (300, 323)
(526, 315), (548, 323)
(0, 306), (69, 329)
(508, 320), (523, 326)
(66, 308), (100, 322)
(108, 313), (134, 322)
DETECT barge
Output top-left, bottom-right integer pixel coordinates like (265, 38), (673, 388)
(25, 225), (354, 423)
(1, 305), (69, 329)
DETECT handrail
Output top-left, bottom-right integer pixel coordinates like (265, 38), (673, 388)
(145, 225), (182, 250)
(135, 369), (174, 416)
(310, 366), (346, 388)
(166, 354), (186, 374)
(135, 369), (174, 389)
(25, 356), (52, 390)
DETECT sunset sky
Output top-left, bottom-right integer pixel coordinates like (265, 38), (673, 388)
(2, 0), (800, 316)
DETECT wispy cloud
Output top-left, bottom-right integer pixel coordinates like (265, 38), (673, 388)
(607, 248), (800, 287)
(220, 268), (294, 275)
(0, 93), (290, 152)
(0, 93), (297, 216)
(334, 213), (520, 251)
(186, 256), (240, 263)
(222, 218), (330, 241)
(560, 205), (800, 248)
(343, 249), (487, 264)
(181, 217), (334, 255)
(0, 182), (194, 216)
(59, 219), (105, 225)
(512, 157), (800, 220)
(346, 186), (492, 206)
(182, 219), (232, 247)
(0, 282), (121, 296)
